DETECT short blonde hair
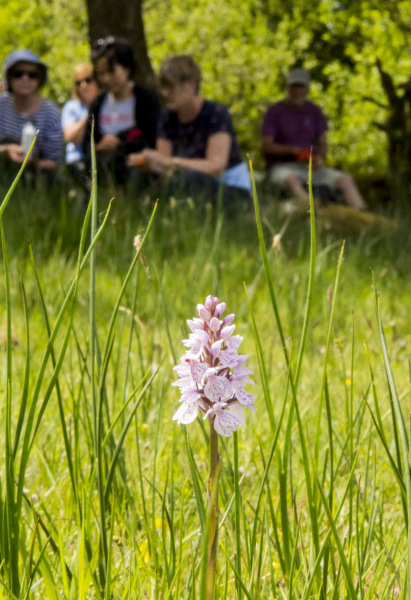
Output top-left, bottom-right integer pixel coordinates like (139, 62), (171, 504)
(159, 55), (201, 91)
(71, 64), (94, 99)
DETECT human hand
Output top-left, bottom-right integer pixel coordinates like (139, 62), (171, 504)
(295, 149), (324, 169)
(127, 153), (147, 168)
(140, 149), (174, 175)
(38, 159), (58, 171)
(96, 135), (121, 151)
(295, 148), (311, 162)
(7, 144), (25, 164)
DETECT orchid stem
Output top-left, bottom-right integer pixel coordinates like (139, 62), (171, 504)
(207, 418), (220, 599)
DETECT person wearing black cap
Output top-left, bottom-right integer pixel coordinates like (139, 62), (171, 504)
(0, 50), (63, 183)
(261, 68), (366, 210)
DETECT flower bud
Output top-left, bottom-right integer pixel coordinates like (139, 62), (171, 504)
(215, 302), (226, 317)
(209, 317), (221, 332)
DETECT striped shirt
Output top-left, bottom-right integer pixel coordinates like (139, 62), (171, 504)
(0, 92), (63, 162)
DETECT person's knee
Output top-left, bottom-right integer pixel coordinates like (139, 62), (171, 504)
(335, 172), (355, 189)
(284, 173), (302, 189)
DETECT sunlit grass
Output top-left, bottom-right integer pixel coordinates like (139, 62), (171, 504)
(0, 161), (410, 598)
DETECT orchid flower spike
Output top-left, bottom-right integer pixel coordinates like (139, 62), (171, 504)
(172, 295), (256, 437)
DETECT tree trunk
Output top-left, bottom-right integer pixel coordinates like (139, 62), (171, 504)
(375, 59), (411, 182)
(84, 0), (156, 88)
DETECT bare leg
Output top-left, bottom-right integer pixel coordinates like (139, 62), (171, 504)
(284, 174), (309, 201)
(335, 173), (367, 210)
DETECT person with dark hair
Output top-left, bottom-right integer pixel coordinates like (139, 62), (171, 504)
(83, 36), (161, 192)
(0, 49), (63, 184)
(127, 55), (252, 206)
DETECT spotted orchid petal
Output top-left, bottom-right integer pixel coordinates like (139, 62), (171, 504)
(190, 361), (208, 382)
(233, 386), (257, 407)
(172, 400), (199, 424)
(218, 350), (244, 368)
(186, 317), (204, 332)
(221, 325), (236, 339)
(204, 375), (233, 403)
(214, 408), (243, 437)
(226, 335), (243, 350)
(227, 403), (246, 425)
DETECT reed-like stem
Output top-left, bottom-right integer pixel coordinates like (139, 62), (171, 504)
(207, 419), (220, 600)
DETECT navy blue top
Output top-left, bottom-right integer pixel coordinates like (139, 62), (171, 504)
(157, 99), (242, 169)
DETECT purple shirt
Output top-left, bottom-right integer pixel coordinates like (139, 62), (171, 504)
(261, 99), (328, 169)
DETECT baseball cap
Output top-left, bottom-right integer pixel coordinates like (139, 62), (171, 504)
(286, 68), (310, 86)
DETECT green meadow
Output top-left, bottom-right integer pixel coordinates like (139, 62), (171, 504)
(0, 169), (411, 599)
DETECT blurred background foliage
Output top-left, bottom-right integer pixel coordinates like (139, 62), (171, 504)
(1, 0), (411, 174)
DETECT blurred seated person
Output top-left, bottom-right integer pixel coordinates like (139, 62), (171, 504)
(61, 64), (99, 186)
(83, 36), (161, 192)
(0, 50), (63, 186)
(127, 55), (252, 205)
(261, 68), (366, 210)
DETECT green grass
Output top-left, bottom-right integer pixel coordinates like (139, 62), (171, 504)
(0, 166), (411, 599)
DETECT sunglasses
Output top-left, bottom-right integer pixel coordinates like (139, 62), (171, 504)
(75, 76), (94, 86)
(10, 69), (39, 80)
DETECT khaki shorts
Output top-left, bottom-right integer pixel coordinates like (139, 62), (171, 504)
(268, 162), (343, 189)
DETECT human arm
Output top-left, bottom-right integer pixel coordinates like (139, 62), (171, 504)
(261, 132), (327, 167)
(261, 104), (304, 160)
(309, 106), (329, 166)
(38, 159), (58, 170)
(86, 92), (121, 152)
(172, 132), (231, 177)
(127, 138), (172, 174)
(261, 136), (302, 158)
(129, 133), (231, 178)
(0, 143), (25, 163)
(61, 101), (89, 146)
(95, 134), (121, 151)
(82, 94), (104, 160)
(63, 115), (89, 146)
(0, 142), (57, 169)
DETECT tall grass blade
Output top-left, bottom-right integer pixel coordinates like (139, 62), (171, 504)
(250, 160), (321, 563)
(1, 218), (19, 597)
(0, 133), (37, 218)
(374, 281), (411, 600)
(233, 431), (243, 600)
(103, 363), (162, 504)
(314, 460), (358, 599)
(244, 283), (275, 432)
(301, 448), (360, 600)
